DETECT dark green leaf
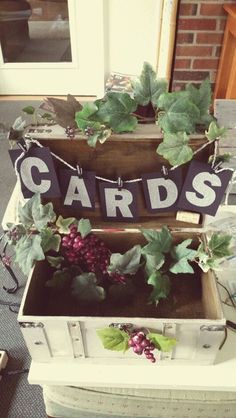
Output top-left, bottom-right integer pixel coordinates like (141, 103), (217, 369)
(75, 102), (103, 132)
(40, 228), (61, 253)
(46, 269), (71, 290)
(78, 218), (92, 238)
(46, 94), (82, 128)
(144, 253), (165, 276)
(208, 233), (232, 258)
(147, 271), (170, 305)
(108, 245), (142, 275)
(46, 255), (64, 269)
(132, 62), (167, 106)
(95, 92), (138, 133)
(147, 332), (176, 352)
(186, 78), (212, 123)
(56, 215), (77, 234)
(71, 273), (105, 302)
(41, 113), (54, 120)
(158, 97), (200, 134)
(22, 106), (35, 115)
(156, 131), (193, 166)
(97, 327), (129, 352)
(18, 194), (56, 231)
(157, 91), (189, 111)
(205, 121), (227, 142)
(15, 235), (45, 274)
(170, 239), (197, 274)
(142, 226), (173, 253)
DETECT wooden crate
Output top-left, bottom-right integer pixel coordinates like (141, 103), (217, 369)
(17, 124), (225, 365)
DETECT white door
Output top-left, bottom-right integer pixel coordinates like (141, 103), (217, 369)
(0, 0), (105, 96)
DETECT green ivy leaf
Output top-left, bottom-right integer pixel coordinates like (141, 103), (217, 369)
(157, 91), (189, 111)
(18, 194), (56, 231)
(132, 62), (167, 107)
(208, 233), (232, 258)
(46, 255), (64, 269)
(56, 215), (77, 234)
(142, 226), (173, 253)
(144, 253), (165, 277)
(15, 235), (45, 275)
(205, 121), (227, 142)
(95, 92), (138, 133)
(71, 273), (105, 302)
(97, 327), (129, 352)
(77, 218), (92, 238)
(46, 268), (71, 290)
(108, 245), (142, 275)
(75, 102), (103, 132)
(147, 271), (170, 305)
(39, 228), (61, 253)
(170, 239), (197, 274)
(158, 97), (200, 134)
(22, 106), (35, 115)
(156, 132), (193, 166)
(147, 332), (177, 352)
(186, 78), (212, 122)
(197, 251), (220, 273)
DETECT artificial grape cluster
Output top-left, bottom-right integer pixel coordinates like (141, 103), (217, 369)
(1, 254), (11, 267)
(84, 127), (95, 137)
(128, 331), (156, 363)
(6, 228), (21, 244)
(65, 126), (75, 139)
(61, 225), (126, 283)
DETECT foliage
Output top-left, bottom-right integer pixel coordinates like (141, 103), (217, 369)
(156, 132), (193, 167)
(46, 94), (82, 128)
(131, 61), (168, 107)
(97, 327), (176, 354)
(5, 195), (233, 306)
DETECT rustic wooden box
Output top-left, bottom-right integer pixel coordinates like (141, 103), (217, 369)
(17, 125), (225, 365)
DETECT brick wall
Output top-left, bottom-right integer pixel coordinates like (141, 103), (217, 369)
(171, 0), (234, 91)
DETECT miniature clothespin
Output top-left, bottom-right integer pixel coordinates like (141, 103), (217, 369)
(117, 176), (123, 190)
(161, 165), (169, 176)
(76, 163), (83, 178)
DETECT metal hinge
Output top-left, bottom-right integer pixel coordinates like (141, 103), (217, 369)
(200, 325), (225, 332)
(19, 322), (52, 360)
(68, 322), (85, 358)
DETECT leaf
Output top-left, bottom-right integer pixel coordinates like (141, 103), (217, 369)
(208, 152), (232, 165)
(144, 253), (165, 276)
(39, 228), (61, 253)
(22, 106), (35, 115)
(208, 233), (232, 258)
(56, 215), (77, 234)
(186, 78), (212, 123)
(132, 62), (167, 107)
(157, 91), (189, 111)
(158, 97), (200, 134)
(205, 121), (227, 142)
(71, 273), (105, 302)
(108, 245), (142, 275)
(97, 327), (129, 352)
(40, 112), (54, 120)
(18, 194), (56, 231)
(46, 269), (71, 290)
(142, 226), (173, 253)
(147, 332), (176, 352)
(78, 218), (92, 238)
(15, 235), (45, 275)
(75, 102), (103, 132)
(147, 271), (170, 305)
(156, 131), (193, 166)
(46, 94), (82, 128)
(95, 92), (138, 133)
(46, 255), (64, 269)
(170, 239), (197, 274)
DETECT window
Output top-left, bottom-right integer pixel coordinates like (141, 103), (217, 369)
(0, 0), (177, 96)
